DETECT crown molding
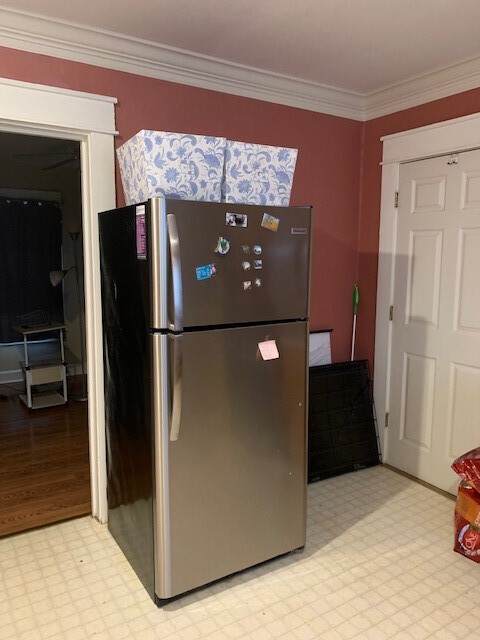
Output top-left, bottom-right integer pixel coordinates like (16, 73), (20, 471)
(0, 7), (365, 121)
(2, 7), (480, 123)
(364, 56), (480, 120)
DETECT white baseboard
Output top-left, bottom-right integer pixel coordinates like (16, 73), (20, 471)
(0, 370), (23, 385)
(0, 365), (83, 385)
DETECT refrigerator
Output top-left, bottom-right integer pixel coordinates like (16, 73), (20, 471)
(99, 197), (312, 604)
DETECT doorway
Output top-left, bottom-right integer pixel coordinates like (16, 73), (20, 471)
(374, 112), (480, 496)
(387, 150), (480, 493)
(0, 78), (117, 524)
(0, 132), (90, 536)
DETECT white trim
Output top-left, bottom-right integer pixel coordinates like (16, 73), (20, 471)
(0, 371), (23, 385)
(0, 7), (365, 121)
(381, 112), (480, 164)
(0, 76), (116, 104)
(0, 78), (117, 523)
(0, 77), (117, 135)
(374, 111), (480, 462)
(365, 56), (480, 120)
(2, 8), (480, 122)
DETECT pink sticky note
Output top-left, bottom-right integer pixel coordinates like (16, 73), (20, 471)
(258, 340), (279, 360)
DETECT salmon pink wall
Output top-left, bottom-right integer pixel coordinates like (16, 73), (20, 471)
(357, 88), (480, 369)
(0, 46), (363, 362)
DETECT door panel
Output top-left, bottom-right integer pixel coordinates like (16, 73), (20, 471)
(155, 321), (307, 598)
(400, 353), (435, 450)
(406, 230), (442, 326)
(388, 150), (480, 493)
(152, 199), (312, 329)
(455, 228), (480, 331)
(411, 176), (446, 213)
(447, 363), (480, 459)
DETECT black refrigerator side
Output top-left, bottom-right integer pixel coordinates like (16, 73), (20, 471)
(99, 204), (155, 600)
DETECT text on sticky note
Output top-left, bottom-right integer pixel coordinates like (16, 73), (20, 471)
(258, 340), (279, 360)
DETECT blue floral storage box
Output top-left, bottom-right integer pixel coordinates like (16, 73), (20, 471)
(222, 140), (298, 206)
(117, 130), (227, 205)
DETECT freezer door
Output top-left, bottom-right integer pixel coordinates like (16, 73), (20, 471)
(152, 321), (308, 600)
(149, 199), (312, 329)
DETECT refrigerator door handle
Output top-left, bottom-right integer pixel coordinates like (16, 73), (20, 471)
(170, 334), (183, 441)
(166, 213), (183, 332)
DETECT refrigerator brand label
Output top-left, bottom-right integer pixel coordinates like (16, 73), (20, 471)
(226, 212), (248, 227)
(258, 340), (279, 360)
(136, 206), (147, 260)
(291, 227), (307, 235)
(261, 213), (279, 232)
(195, 264), (216, 280)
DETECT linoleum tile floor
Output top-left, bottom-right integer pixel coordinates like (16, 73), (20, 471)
(1, 466), (479, 640)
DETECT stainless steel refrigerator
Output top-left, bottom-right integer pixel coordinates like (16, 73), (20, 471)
(99, 197), (312, 604)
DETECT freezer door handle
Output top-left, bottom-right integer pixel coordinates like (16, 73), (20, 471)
(170, 334), (183, 441)
(167, 213), (183, 332)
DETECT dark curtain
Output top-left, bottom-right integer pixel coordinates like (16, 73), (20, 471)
(0, 198), (64, 343)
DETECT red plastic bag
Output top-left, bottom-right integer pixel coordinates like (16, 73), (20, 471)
(452, 448), (480, 563)
(452, 447), (480, 493)
(453, 482), (480, 562)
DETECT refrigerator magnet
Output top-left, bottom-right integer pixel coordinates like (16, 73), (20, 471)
(254, 260), (262, 269)
(258, 340), (279, 360)
(261, 213), (279, 232)
(214, 236), (230, 255)
(195, 263), (217, 280)
(243, 280), (252, 291)
(226, 212), (248, 227)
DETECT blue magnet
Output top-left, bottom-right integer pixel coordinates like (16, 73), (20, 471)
(196, 264), (216, 280)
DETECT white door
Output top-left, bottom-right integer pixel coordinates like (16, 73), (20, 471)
(387, 149), (480, 494)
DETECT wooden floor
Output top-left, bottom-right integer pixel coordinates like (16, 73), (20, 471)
(0, 377), (90, 537)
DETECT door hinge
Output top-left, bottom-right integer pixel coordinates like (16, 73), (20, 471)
(389, 305), (394, 321)
(394, 191), (399, 208)
(385, 412), (389, 428)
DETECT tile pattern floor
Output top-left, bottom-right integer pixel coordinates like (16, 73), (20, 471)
(1, 466), (479, 640)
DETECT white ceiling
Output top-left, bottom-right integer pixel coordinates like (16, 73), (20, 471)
(1, 1), (480, 119)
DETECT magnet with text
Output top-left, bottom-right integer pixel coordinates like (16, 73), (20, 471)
(214, 236), (231, 255)
(258, 340), (279, 360)
(226, 212), (248, 227)
(261, 213), (279, 232)
(195, 263), (217, 280)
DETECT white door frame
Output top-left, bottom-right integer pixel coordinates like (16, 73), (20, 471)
(374, 112), (480, 463)
(0, 78), (117, 522)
